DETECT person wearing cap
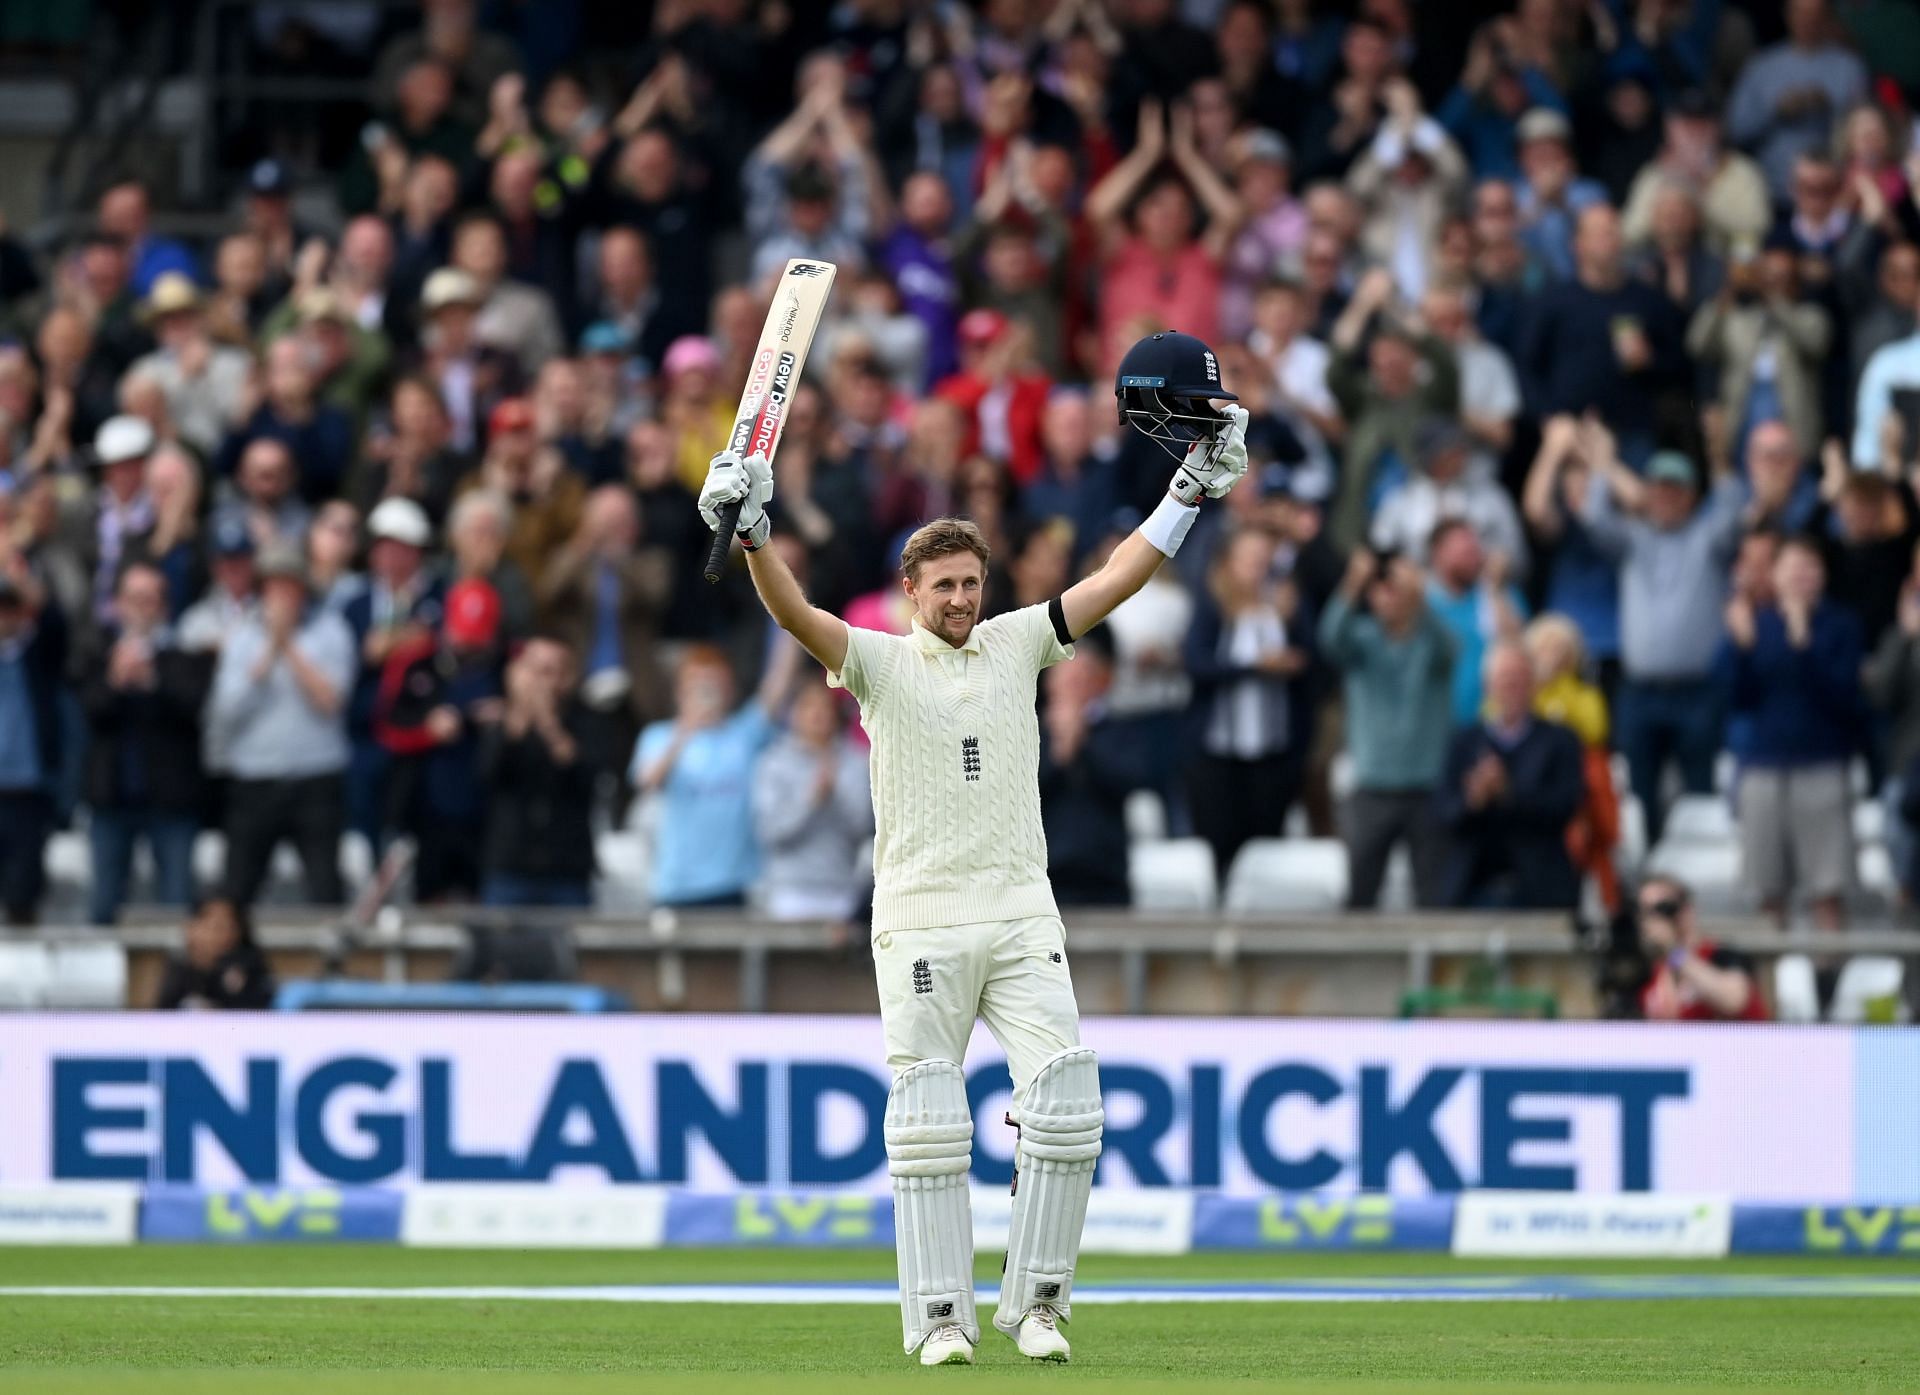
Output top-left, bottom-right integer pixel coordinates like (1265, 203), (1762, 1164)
(178, 516), (260, 658)
(241, 159), (302, 288)
(77, 560), (212, 924)
(1513, 106), (1610, 281)
(259, 283), (393, 429)
(1221, 128), (1308, 341)
(933, 310), (1052, 483)
(371, 576), (503, 902)
(343, 497), (445, 848)
(208, 540), (356, 906)
(457, 395), (586, 582)
(0, 554), (66, 925)
(90, 414), (158, 626)
(1575, 431), (1744, 846)
(1621, 91), (1770, 257)
(127, 274), (253, 458)
(659, 336), (735, 493)
(577, 321), (648, 441)
(411, 264), (521, 454)
(743, 56), (871, 283)
(1370, 417), (1528, 573)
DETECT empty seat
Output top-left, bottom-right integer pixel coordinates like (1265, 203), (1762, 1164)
(43, 942), (128, 1009)
(193, 830), (227, 890)
(1128, 838), (1218, 912)
(1617, 793), (1647, 869)
(1380, 846), (1414, 912)
(1853, 800), (1886, 847)
(1644, 840), (1745, 912)
(1773, 954), (1820, 1025)
(1662, 795), (1737, 845)
(1329, 751), (1355, 801)
(340, 831), (377, 893)
(1859, 842), (1898, 900)
(1829, 956), (1909, 1024)
(1124, 789), (1167, 844)
(1224, 838), (1348, 914)
(0, 942), (51, 1009)
(595, 831), (652, 913)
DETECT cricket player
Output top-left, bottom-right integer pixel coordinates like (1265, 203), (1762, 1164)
(698, 331), (1249, 1366)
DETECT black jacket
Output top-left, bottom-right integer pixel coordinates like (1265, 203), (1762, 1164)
(480, 706), (597, 883)
(1437, 717), (1586, 910)
(78, 633), (212, 817)
(1, 601), (67, 793)
(1040, 707), (1150, 906)
(156, 945), (276, 1010)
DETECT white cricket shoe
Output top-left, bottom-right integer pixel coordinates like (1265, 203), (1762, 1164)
(919, 1325), (976, 1366)
(1016, 1306), (1070, 1362)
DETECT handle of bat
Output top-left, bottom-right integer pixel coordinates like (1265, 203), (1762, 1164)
(703, 500), (744, 584)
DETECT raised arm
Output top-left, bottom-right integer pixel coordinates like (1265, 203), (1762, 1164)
(1085, 99), (1167, 240)
(1167, 101), (1243, 259)
(745, 544), (849, 675)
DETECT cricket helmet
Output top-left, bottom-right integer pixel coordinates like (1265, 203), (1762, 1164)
(1114, 330), (1238, 464)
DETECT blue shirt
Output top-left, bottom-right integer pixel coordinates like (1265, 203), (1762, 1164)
(1545, 521), (1621, 662)
(0, 650), (42, 790)
(1428, 581), (1530, 726)
(633, 705), (776, 904)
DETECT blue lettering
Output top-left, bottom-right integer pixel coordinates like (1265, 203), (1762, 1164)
(295, 1057), (403, 1184)
(1189, 1065), (1223, 1188)
(1479, 1068), (1688, 1192)
(421, 1059), (515, 1180)
(52, 1058), (150, 1179)
(1360, 1066), (1463, 1191)
(163, 1058), (278, 1183)
(1097, 1064), (1173, 1186)
(657, 1062), (768, 1184)
(522, 1060), (641, 1181)
(787, 1064), (886, 1185)
(1239, 1065), (1339, 1190)
(1613, 1070), (1689, 1191)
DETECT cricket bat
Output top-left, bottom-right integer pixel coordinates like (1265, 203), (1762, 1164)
(702, 258), (838, 583)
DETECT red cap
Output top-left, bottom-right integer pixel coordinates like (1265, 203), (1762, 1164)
(488, 397), (534, 436)
(958, 308), (1009, 347)
(444, 578), (502, 649)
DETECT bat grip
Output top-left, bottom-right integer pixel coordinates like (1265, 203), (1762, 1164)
(703, 499), (744, 584)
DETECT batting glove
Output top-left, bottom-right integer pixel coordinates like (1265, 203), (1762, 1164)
(698, 449), (774, 550)
(1169, 404), (1252, 504)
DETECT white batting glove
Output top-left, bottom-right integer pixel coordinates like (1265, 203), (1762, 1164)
(1169, 405), (1251, 504)
(698, 449), (774, 550)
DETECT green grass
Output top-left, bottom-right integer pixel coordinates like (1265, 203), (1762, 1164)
(2, 1247), (1918, 1394)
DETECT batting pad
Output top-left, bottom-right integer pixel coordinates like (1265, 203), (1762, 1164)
(886, 1058), (977, 1351)
(994, 1045), (1104, 1334)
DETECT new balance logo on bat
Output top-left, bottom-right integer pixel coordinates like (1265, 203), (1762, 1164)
(961, 736), (981, 781)
(788, 262), (831, 277)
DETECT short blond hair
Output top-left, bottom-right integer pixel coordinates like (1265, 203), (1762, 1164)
(899, 517), (991, 582)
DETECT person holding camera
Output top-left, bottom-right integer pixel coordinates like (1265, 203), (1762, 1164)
(1318, 545), (1455, 908)
(1635, 874), (1768, 1021)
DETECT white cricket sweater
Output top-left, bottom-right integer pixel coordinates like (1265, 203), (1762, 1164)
(828, 604), (1074, 933)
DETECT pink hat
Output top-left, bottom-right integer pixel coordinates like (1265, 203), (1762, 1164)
(662, 335), (721, 378)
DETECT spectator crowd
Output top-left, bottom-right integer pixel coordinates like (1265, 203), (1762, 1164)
(4, 0), (1920, 945)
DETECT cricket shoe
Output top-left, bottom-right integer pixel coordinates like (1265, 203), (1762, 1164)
(919, 1325), (976, 1366)
(1015, 1306), (1070, 1362)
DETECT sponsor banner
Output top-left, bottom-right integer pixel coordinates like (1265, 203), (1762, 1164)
(0, 1184), (139, 1244)
(971, 1189), (1194, 1256)
(1189, 1194), (1452, 1251)
(1731, 1204), (1920, 1255)
(140, 1184), (402, 1243)
(401, 1184), (669, 1248)
(1453, 1192), (1730, 1258)
(0, 1015), (1892, 1197)
(664, 1192), (892, 1248)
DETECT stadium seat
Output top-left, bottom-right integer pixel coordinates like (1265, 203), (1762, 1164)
(1858, 843), (1897, 901)
(193, 830), (226, 891)
(1853, 800), (1885, 847)
(42, 941), (128, 1009)
(1828, 956), (1909, 1024)
(1713, 751), (1736, 792)
(1644, 840), (1745, 913)
(42, 830), (90, 910)
(1124, 789), (1167, 844)
(595, 831), (651, 913)
(1617, 793), (1647, 869)
(0, 942), (50, 1008)
(1223, 838), (1348, 914)
(1380, 846), (1413, 912)
(1128, 838), (1218, 912)
(1329, 751), (1355, 802)
(1773, 954), (1820, 1025)
(1661, 795), (1737, 845)
(341, 831), (376, 894)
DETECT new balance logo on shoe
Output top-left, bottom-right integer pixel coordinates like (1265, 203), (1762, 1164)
(961, 735), (981, 780)
(912, 958), (932, 994)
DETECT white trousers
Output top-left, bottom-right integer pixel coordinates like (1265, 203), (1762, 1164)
(872, 915), (1081, 1098)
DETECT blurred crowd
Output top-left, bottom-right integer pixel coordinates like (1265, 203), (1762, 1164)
(3, 0), (1920, 940)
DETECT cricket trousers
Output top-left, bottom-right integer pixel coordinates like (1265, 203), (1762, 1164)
(872, 915), (1082, 1101)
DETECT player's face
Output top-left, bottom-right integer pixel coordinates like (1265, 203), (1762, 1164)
(906, 551), (985, 648)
